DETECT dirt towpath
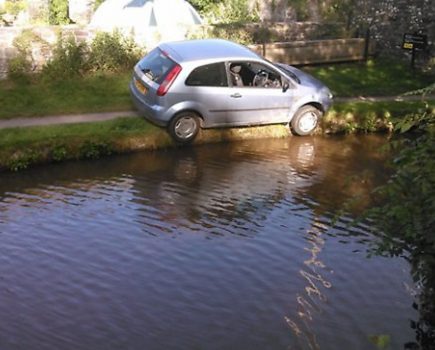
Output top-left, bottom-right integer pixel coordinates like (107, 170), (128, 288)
(0, 111), (139, 129)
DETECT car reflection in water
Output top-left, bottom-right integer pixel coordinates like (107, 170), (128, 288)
(128, 137), (323, 235)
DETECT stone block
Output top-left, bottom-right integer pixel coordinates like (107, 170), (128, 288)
(4, 47), (17, 59)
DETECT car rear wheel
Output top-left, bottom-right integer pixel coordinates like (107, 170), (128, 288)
(168, 112), (200, 144)
(290, 105), (321, 136)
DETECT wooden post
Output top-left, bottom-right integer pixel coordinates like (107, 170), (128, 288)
(364, 28), (370, 61)
(411, 46), (416, 69)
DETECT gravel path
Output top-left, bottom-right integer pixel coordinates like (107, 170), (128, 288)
(0, 111), (139, 130)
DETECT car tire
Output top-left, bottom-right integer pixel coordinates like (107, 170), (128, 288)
(290, 105), (321, 136)
(168, 112), (200, 144)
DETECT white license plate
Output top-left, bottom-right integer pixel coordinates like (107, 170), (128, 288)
(134, 78), (148, 95)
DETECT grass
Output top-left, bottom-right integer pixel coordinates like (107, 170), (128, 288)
(0, 117), (167, 171)
(0, 117), (155, 149)
(0, 72), (134, 120)
(332, 100), (434, 117)
(0, 116), (293, 171)
(304, 59), (434, 97)
(324, 100), (434, 133)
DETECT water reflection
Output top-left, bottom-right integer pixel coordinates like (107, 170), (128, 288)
(286, 220), (332, 350)
(0, 136), (388, 226)
(0, 135), (417, 350)
(1, 137), (325, 236)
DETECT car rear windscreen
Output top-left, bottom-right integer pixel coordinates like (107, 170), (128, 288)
(138, 48), (177, 84)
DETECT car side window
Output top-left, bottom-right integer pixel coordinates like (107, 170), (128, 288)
(185, 62), (228, 87)
(229, 61), (282, 88)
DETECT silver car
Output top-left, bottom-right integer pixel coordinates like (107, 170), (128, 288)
(130, 39), (332, 143)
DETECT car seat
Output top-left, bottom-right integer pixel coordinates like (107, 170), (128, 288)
(230, 65), (244, 87)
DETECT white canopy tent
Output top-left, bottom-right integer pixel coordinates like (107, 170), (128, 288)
(89, 0), (203, 46)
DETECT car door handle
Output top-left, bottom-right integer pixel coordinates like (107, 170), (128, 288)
(230, 93), (242, 98)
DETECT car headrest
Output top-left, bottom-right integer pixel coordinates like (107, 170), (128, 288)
(231, 65), (241, 74)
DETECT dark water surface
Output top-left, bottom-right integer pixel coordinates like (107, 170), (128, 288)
(0, 136), (418, 350)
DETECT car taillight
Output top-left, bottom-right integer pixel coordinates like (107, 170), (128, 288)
(157, 64), (182, 96)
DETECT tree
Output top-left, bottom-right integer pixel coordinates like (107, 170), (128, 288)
(189, 0), (219, 14)
(49, 0), (69, 24)
(361, 85), (435, 349)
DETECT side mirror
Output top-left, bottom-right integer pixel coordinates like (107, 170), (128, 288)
(282, 82), (290, 93)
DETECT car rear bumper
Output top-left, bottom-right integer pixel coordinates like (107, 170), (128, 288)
(129, 81), (168, 127)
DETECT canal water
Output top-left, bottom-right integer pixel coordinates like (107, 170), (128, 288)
(0, 135), (419, 350)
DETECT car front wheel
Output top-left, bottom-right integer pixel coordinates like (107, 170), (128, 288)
(168, 112), (200, 144)
(290, 105), (321, 136)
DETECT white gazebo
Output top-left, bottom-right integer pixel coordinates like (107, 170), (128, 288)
(89, 0), (203, 46)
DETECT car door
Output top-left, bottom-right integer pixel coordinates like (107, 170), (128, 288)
(226, 61), (293, 126)
(183, 62), (232, 127)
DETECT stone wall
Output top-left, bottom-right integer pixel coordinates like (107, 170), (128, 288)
(69, 0), (95, 25)
(0, 25), (93, 79)
(27, 0), (50, 23)
(0, 23), (374, 79)
(249, 0), (434, 61)
(366, 0), (434, 60)
(1, 22), (345, 79)
(1, 0), (95, 25)
(0, 27), (23, 78)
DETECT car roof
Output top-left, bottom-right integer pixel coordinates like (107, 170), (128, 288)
(159, 39), (261, 63)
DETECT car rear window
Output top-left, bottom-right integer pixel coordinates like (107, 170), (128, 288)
(138, 48), (177, 84)
(185, 63), (227, 87)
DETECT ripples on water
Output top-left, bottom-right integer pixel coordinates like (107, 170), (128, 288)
(0, 135), (417, 350)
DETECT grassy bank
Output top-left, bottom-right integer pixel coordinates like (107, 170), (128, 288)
(304, 59), (434, 97)
(0, 118), (164, 171)
(0, 116), (293, 172)
(0, 72), (133, 120)
(1, 100), (433, 172)
(324, 100), (434, 133)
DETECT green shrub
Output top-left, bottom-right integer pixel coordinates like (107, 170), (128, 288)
(188, 23), (255, 45)
(7, 149), (39, 171)
(87, 31), (143, 73)
(205, 0), (258, 24)
(42, 34), (87, 80)
(189, 0), (218, 14)
(188, 23), (282, 45)
(7, 29), (46, 80)
(8, 55), (32, 81)
(51, 145), (68, 162)
(12, 30), (143, 80)
(212, 23), (254, 44)
(79, 141), (113, 159)
(4, 0), (27, 16)
(288, 0), (309, 21)
(49, 0), (70, 25)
